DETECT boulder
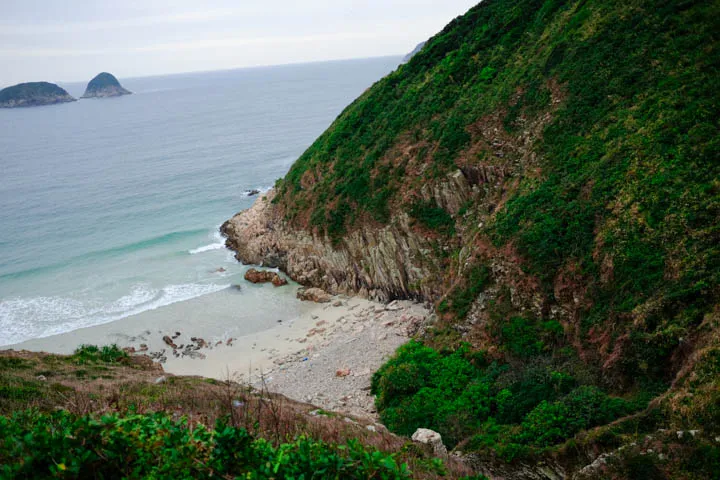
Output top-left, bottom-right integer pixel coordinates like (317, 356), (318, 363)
(411, 428), (448, 458)
(162, 336), (177, 349)
(297, 287), (332, 303)
(244, 268), (287, 287)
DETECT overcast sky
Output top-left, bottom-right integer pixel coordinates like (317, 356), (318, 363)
(0, 0), (479, 87)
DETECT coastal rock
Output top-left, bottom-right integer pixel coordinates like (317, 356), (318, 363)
(297, 287), (332, 303)
(0, 82), (76, 108)
(162, 336), (177, 349)
(81, 72), (131, 98)
(244, 268), (287, 286)
(221, 184), (464, 302)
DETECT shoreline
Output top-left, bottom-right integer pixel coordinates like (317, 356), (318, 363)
(6, 287), (430, 419)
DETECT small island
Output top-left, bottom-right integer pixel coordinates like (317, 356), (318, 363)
(0, 82), (76, 108)
(81, 72), (132, 98)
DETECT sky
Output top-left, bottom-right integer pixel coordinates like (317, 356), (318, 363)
(0, 0), (480, 87)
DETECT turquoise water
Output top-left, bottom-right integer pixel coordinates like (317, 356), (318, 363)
(0, 57), (401, 346)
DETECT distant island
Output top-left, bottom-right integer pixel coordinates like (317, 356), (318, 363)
(0, 82), (76, 108)
(81, 72), (131, 98)
(402, 41), (427, 63)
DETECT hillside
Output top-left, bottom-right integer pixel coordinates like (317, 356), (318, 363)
(0, 348), (473, 478)
(81, 72), (131, 98)
(223, 0), (720, 477)
(0, 82), (76, 108)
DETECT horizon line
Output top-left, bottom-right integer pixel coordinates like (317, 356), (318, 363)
(0, 54), (407, 90)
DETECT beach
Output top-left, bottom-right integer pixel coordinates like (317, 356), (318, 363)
(8, 284), (430, 419)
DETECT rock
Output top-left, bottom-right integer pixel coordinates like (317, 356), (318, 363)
(385, 300), (403, 311)
(162, 336), (177, 349)
(154, 376), (167, 384)
(0, 82), (77, 108)
(36, 375), (47, 381)
(81, 72), (132, 98)
(297, 287), (332, 303)
(230, 284), (243, 292)
(214, 267), (227, 273)
(366, 425), (377, 432)
(412, 428), (448, 458)
(332, 300), (343, 307)
(138, 344), (148, 352)
(336, 368), (351, 377)
(246, 189), (261, 196)
(244, 268), (287, 287)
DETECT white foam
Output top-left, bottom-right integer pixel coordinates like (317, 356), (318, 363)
(188, 243), (225, 254)
(188, 227), (227, 254)
(0, 282), (230, 347)
(243, 186), (272, 197)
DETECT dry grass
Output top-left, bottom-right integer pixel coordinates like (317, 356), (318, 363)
(0, 349), (472, 479)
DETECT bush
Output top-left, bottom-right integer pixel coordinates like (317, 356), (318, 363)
(514, 386), (634, 447)
(71, 344), (129, 364)
(409, 200), (456, 235)
(0, 410), (412, 479)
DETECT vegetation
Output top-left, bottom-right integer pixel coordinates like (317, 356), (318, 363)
(0, 82), (73, 103)
(0, 410), (412, 479)
(372, 341), (644, 455)
(269, 0), (719, 474)
(0, 349), (476, 478)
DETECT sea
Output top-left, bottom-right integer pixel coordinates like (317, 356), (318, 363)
(0, 56), (401, 347)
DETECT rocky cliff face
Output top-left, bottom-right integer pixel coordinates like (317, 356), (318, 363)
(222, 187), (445, 302)
(0, 82), (76, 108)
(81, 72), (131, 98)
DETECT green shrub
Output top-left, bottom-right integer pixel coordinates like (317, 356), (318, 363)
(514, 386), (635, 447)
(0, 410), (412, 479)
(437, 265), (491, 319)
(71, 344), (128, 364)
(409, 200), (456, 235)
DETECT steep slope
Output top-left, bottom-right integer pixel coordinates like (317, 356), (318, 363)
(0, 82), (76, 108)
(224, 0), (719, 477)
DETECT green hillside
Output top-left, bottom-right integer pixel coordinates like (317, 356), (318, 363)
(271, 0), (720, 476)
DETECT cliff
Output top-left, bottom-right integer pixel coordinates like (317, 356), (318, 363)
(0, 82), (76, 108)
(224, 0), (719, 477)
(81, 72), (131, 98)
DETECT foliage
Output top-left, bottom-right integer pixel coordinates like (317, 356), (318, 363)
(71, 344), (129, 364)
(437, 265), (491, 319)
(371, 342), (643, 452)
(409, 200), (456, 235)
(0, 410), (413, 479)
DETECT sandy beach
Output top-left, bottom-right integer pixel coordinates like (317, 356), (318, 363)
(7, 284), (430, 419)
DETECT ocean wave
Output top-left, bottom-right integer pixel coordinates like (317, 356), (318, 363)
(188, 243), (225, 254)
(0, 282), (229, 347)
(0, 228), (207, 281)
(188, 227), (227, 254)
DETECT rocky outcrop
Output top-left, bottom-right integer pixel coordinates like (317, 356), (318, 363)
(221, 174), (474, 302)
(244, 268), (288, 286)
(0, 82), (76, 108)
(412, 428), (448, 458)
(296, 287), (332, 303)
(81, 72), (131, 98)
